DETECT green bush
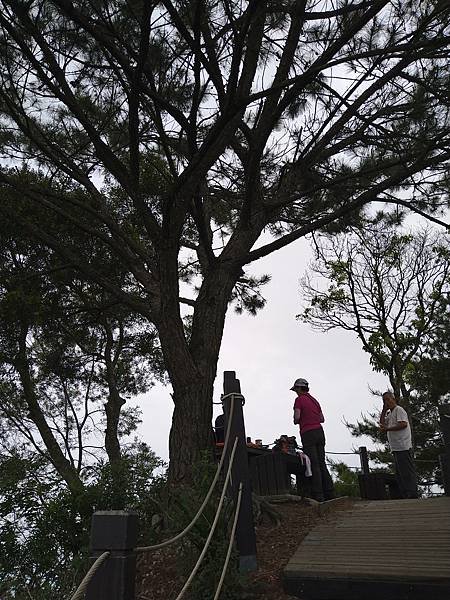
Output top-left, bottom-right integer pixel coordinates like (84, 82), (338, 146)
(329, 460), (361, 497)
(0, 442), (165, 599)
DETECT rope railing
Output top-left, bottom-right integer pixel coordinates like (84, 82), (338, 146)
(326, 452), (441, 464)
(325, 450), (360, 455)
(332, 482), (359, 487)
(69, 551), (110, 600)
(326, 461), (360, 470)
(174, 437), (239, 600)
(268, 443), (361, 454)
(135, 392), (239, 553)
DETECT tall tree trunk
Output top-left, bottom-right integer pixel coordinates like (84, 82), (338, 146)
(16, 325), (86, 500)
(157, 194), (263, 484)
(102, 321), (130, 507)
(159, 255), (239, 484)
(104, 389), (124, 465)
(103, 321), (124, 467)
(104, 381), (127, 507)
(168, 372), (216, 484)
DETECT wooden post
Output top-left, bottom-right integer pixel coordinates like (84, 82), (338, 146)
(86, 510), (138, 600)
(222, 371), (257, 573)
(439, 405), (450, 449)
(359, 446), (370, 476)
(358, 446), (370, 499)
(439, 405), (450, 496)
(439, 455), (450, 496)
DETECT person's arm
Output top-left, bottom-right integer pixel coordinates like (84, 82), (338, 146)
(382, 421), (408, 432)
(293, 407), (301, 425)
(379, 400), (388, 426)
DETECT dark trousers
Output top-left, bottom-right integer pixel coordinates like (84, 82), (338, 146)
(393, 449), (418, 499)
(301, 427), (335, 502)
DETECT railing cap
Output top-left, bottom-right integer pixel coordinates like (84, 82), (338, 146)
(90, 511), (139, 551)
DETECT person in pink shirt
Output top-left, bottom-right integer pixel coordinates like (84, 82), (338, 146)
(292, 377), (335, 502)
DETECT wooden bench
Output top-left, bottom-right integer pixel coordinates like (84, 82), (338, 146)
(247, 447), (308, 496)
(215, 443), (309, 496)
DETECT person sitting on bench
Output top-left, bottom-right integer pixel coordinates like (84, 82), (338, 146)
(214, 413), (225, 445)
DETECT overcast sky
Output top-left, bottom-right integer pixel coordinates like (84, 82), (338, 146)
(135, 235), (387, 471)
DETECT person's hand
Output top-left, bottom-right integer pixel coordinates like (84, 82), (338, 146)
(379, 423), (388, 432)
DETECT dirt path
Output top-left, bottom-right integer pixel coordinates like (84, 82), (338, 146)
(136, 497), (354, 600)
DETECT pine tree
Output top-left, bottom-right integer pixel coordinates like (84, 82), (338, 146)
(0, 1), (449, 482)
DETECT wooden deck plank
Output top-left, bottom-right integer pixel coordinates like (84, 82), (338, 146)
(290, 548), (450, 553)
(283, 496), (450, 600)
(287, 559), (450, 567)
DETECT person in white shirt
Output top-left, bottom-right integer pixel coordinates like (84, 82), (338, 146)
(379, 391), (418, 499)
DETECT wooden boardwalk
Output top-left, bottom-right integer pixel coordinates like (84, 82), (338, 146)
(283, 497), (450, 600)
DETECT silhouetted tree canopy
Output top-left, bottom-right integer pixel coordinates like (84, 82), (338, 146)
(0, 0), (449, 482)
(300, 224), (449, 484)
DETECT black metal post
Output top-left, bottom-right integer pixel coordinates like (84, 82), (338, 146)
(222, 370), (257, 573)
(86, 510), (139, 600)
(359, 446), (370, 476)
(439, 405), (450, 496)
